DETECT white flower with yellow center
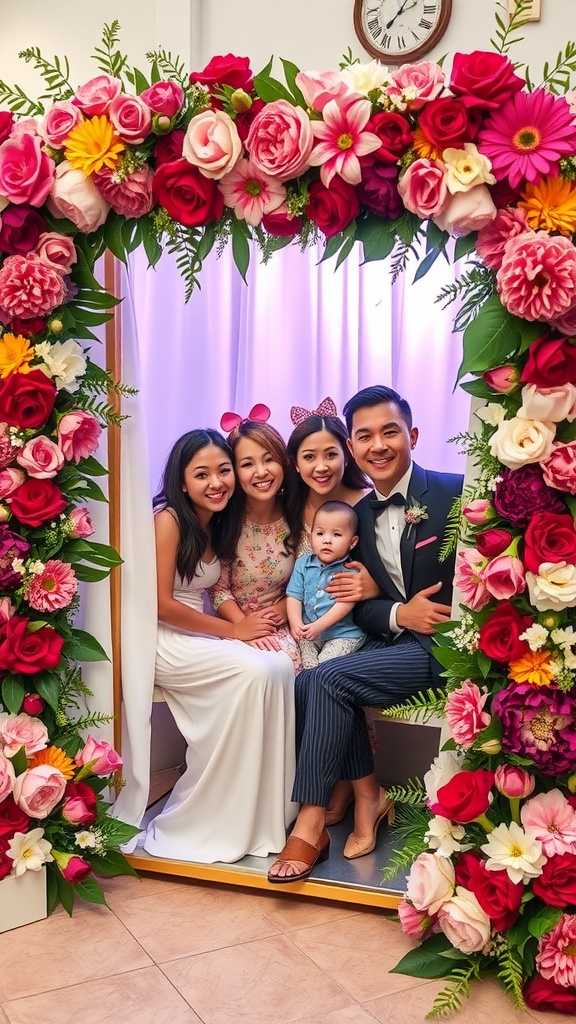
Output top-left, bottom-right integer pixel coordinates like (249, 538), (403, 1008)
(7, 828), (53, 876)
(443, 143), (496, 194)
(519, 623), (549, 651)
(75, 830), (97, 849)
(481, 821), (546, 884)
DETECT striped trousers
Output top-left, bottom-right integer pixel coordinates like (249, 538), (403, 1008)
(292, 633), (434, 807)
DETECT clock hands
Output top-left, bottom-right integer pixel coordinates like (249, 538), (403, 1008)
(385, 0), (417, 30)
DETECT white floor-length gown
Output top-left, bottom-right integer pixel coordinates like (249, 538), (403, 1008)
(144, 558), (297, 863)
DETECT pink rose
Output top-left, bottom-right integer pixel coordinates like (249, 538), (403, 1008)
(0, 468), (25, 497)
(183, 109), (242, 179)
(61, 781), (97, 825)
(498, 231), (576, 322)
(494, 765), (535, 799)
(141, 82), (184, 118)
(58, 411), (102, 463)
(68, 506), (95, 538)
(406, 852), (455, 916)
(246, 100), (314, 181)
(397, 158), (448, 219)
(521, 383), (576, 423)
(93, 165), (154, 218)
(47, 161), (110, 233)
(483, 364), (521, 394)
(33, 232), (77, 275)
(445, 681), (491, 749)
(390, 61), (445, 109)
(398, 899), (438, 939)
(0, 712), (49, 757)
(13, 764), (67, 818)
(0, 750), (15, 802)
(454, 548), (490, 610)
(0, 254), (65, 319)
(76, 735), (122, 775)
(16, 436), (64, 479)
(9, 119), (41, 143)
(462, 500), (495, 525)
(541, 440), (576, 494)
(54, 851), (92, 883)
(73, 75), (122, 116)
(483, 554), (526, 600)
(0, 597), (15, 624)
(0, 134), (55, 207)
(475, 206), (528, 270)
(108, 93), (152, 144)
(438, 887), (491, 954)
(294, 70), (354, 112)
(39, 101), (83, 149)
(433, 185), (496, 237)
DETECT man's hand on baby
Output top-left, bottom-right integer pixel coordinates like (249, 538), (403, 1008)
(325, 562), (379, 602)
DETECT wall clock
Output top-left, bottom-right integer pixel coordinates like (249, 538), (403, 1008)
(353, 0), (453, 65)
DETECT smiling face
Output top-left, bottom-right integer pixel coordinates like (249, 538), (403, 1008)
(310, 508), (358, 565)
(182, 443), (235, 522)
(347, 402), (418, 494)
(296, 428), (346, 497)
(234, 435), (284, 506)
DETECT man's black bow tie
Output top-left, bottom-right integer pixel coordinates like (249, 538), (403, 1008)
(369, 493), (406, 513)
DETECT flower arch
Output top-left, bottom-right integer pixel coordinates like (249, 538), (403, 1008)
(1, 1), (576, 1013)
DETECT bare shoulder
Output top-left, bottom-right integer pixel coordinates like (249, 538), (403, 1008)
(154, 507), (180, 541)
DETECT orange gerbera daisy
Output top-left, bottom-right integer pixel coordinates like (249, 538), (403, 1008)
(30, 745), (76, 780)
(64, 115), (125, 177)
(508, 648), (556, 687)
(519, 175), (576, 236)
(412, 127), (442, 162)
(0, 333), (34, 377)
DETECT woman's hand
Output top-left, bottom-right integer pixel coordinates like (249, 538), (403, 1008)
(325, 562), (380, 602)
(247, 636), (282, 652)
(234, 610), (277, 642)
(267, 598), (288, 626)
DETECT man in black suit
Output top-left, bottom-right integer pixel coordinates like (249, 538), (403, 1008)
(268, 385), (463, 883)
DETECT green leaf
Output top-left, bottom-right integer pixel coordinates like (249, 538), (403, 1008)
(8, 744), (28, 775)
(103, 213), (128, 264)
(413, 246), (443, 282)
(335, 235), (357, 270)
(454, 234), (478, 261)
(390, 934), (458, 979)
(46, 869), (59, 916)
(196, 223), (217, 262)
(459, 378), (496, 400)
(78, 455), (108, 477)
(67, 305), (114, 326)
(426, 220), (448, 253)
(79, 541), (123, 568)
(77, 477), (108, 503)
(74, 565), (112, 583)
(430, 646), (461, 669)
(356, 215), (396, 263)
(458, 295), (523, 381)
(73, 874), (108, 906)
(280, 58), (306, 105)
(254, 68), (294, 104)
(528, 905), (563, 939)
(1, 675), (24, 714)
(131, 66), (150, 94)
(64, 628), (110, 662)
(36, 673), (61, 713)
(90, 850), (139, 878)
(231, 219), (251, 283)
(477, 651), (492, 678)
(54, 869), (75, 916)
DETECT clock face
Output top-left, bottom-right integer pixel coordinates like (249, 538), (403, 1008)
(355, 0), (451, 64)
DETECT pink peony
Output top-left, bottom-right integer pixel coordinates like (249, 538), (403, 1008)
(108, 93), (151, 144)
(39, 101), (83, 149)
(437, 887), (492, 954)
(406, 852), (455, 916)
(17, 436), (64, 479)
(58, 411), (102, 463)
(0, 134), (55, 207)
(433, 184), (496, 237)
(26, 559), (78, 612)
(309, 97), (380, 187)
(93, 165), (154, 218)
(33, 232), (78, 275)
(73, 75), (122, 116)
(0, 711), (48, 757)
(140, 82), (184, 118)
(397, 158), (448, 219)
(521, 383), (576, 423)
(68, 506), (95, 538)
(0, 254), (65, 319)
(75, 735), (122, 775)
(550, 297), (576, 337)
(183, 109), (242, 179)
(12, 764), (66, 818)
(454, 548), (490, 610)
(475, 206), (528, 270)
(483, 555), (526, 600)
(47, 161), (110, 234)
(0, 468), (25, 497)
(0, 750), (15, 801)
(389, 61), (444, 109)
(536, 914), (576, 989)
(521, 789), (576, 857)
(495, 765), (535, 799)
(294, 70), (354, 112)
(541, 440), (576, 494)
(497, 231), (576, 322)
(445, 681), (491, 749)
(247, 100), (314, 181)
(219, 157), (286, 227)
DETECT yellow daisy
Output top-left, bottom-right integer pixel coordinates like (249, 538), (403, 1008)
(64, 115), (125, 177)
(518, 175), (576, 236)
(412, 128), (442, 162)
(508, 649), (556, 688)
(0, 333), (35, 377)
(29, 745), (76, 780)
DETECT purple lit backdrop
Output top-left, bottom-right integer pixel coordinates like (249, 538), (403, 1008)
(126, 242), (470, 491)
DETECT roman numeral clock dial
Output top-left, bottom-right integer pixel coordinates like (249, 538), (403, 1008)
(353, 0), (452, 64)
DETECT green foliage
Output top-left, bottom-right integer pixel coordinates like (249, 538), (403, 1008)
(490, 0), (532, 55)
(538, 42), (576, 94)
(438, 495), (462, 563)
(426, 962), (481, 1019)
(496, 943), (527, 1012)
(385, 778), (428, 807)
(391, 933), (468, 980)
(92, 21), (128, 80)
(17, 48), (74, 102)
(435, 263), (496, 333)
(0, 79), (43, 116)
(162, 223), (207, 301)
(382, 802), (430, 881)
(382, 689), (446, 723)
(145, 47), (189, 91)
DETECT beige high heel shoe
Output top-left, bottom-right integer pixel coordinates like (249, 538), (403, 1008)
(342, 788), (395, 860)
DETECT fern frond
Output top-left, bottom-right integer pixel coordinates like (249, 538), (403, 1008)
(390, 238), (418, 284)
(0, 80), (43, 116)
(164, 225), (205, 301)
(438, 495), (462, 563)
(490, 0), (532, 55)
(385, 778), (428, 807)
(497, 944), (527, 1011)
(92, 21), (128, 80)
(146, 48), (188, 89)
(382, 689), (446, 723)
(82, 360), (139, 399)
(72, 393), (127, 426)
(435, 263), (495, 332)
(537, 42), (576, 94)
(425, 963), (479, 1019)
(18, 48), (74, 101)
(54, 710), (114, 743)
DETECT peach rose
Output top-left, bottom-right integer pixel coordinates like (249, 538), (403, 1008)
(34, 232), (77, 275)
(397, 158), (448, 218)
(406, 851), (455, 915)
(13, 764), (67, 818)
(0, 749), (15, 801)
(433, 184), (496, 237)
(390, 61), (444, 109)
(520, 383), (576, 424)
(183, 109), (242, 179)
(17, 436), (64, 478)
(0, 711), (49, 757)
(541, 440), (576, 494)
(438, 887), (491, 953)
(109, 94), (152, 144)
(490, 414), (556, 470)
(47, 161), (110, 233)
(526, 561), (576, 611)
(39, 101), (83, 149)
(246, 100), (314, 180)
(0, 467), (25, 496)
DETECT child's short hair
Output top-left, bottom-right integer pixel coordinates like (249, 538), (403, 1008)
(312, 500), (358, 533)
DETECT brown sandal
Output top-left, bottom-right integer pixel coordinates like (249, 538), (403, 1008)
(267, 829), (330, 884)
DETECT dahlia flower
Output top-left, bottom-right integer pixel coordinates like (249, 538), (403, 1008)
(0, 254), (66, 319)
(493, 683), (576, 775)
(537, 914), (576, 989)
(497, 231), (576, 322)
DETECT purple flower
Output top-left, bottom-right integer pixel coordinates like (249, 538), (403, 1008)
(0, 526), (30, 589)
(357, 159), (403, 219)
(494, 465), (566, 528)
(492, 683), (576, 775)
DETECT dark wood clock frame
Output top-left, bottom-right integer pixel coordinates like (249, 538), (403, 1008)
(353, 0), (453, 65)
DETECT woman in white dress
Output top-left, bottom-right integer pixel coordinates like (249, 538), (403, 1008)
(144, 429), (297, 864)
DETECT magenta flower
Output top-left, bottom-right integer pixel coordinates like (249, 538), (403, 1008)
(492, 683), (576, 775)
(536, 914), (576, 989)
(521, 789), (576, 857)
(309, 98), (380, 187)
(26, 560), (78, 612)
(478, 90), (576, 189)
(219, 157), (286, 226)
(497, 231), (576, 322)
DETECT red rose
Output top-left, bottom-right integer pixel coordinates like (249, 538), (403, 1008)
(0, 836), (11, 880)
(58, 853), (92, 884)
(0, 206), (47, 256)
(0, 795), (30, 838)
(152, 159), (224, 227)
(189, 53), (254, 93)
(454, 851), (523, 931)
(0, 614), (64, 673)
(22, 693), (46, 715)
(478, 601), (533, 663)
(306, 178), (360, 238)
(532, 852), (576, 907)
(0, 112), (14, 147)
(154, 130), (185, 166)
(521, 334), (576, 387)
(418, 98), (480, 151)
(261, 209), (303, 237)
(234, 97), (265, 144)
(8, 478), (67, 527)
(0, 369), (56, 430)
(449, 51), (525, 110)
(430, 770), (494, 823)
(7, 316), (47, 337)
(366, 111), (412, 164)
(523, 512), (576, 574)
(524, 974), (576, 1013)
(476, 529), (513, 558)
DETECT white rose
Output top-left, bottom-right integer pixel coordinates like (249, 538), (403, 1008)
(490, 415), (556, 469)
(438, 887), (491, 954)
(526, 562), (576, 611)
(443, 143), (496, 194)
(520, 383), (576, 423)
(475, 402), (506, 426)
(406, 852), (455, 916)
(423, 750), (465, 804)
(37, 339), (87, 393)
(342, 59), (391, 94)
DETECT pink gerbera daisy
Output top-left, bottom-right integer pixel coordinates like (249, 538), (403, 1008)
(218, 158), (286, 227)
(478, 90), (576, 190)
(26, 559), (78, 612)
(521, 789), (576, 857)
(308, 97), (380, 187)
(536, 914), (576, 989)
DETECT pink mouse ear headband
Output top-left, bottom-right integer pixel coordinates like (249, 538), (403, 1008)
(289, 397), (338, 427)
(220, 403), (271, 433)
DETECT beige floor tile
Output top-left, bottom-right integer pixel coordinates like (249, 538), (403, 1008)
(162, 932), (355, 1024)
(102, 871), (198, 905)
(364, 977), (531, 1024)
(289, 913), (430, 1002)
(0, 1006), (9, 1023)
(291, 1007), (379, 1024)
(112, 883), (279, 962)
(0, 904), (152, 1003)
(241, 889), (368, 932)
(2, 967), (201, 1024)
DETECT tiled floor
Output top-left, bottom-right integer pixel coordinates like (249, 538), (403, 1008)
(0, 873), (570, 1024)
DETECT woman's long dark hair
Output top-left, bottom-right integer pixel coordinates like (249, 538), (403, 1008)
(284, 415), (368, 554)
(154, 429), (243, 582)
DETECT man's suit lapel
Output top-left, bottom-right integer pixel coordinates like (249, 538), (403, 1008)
(400, 463), (428, 591)
(357, 492), (405, 602)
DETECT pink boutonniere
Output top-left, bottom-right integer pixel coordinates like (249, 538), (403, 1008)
(405, 499), (428, 540)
